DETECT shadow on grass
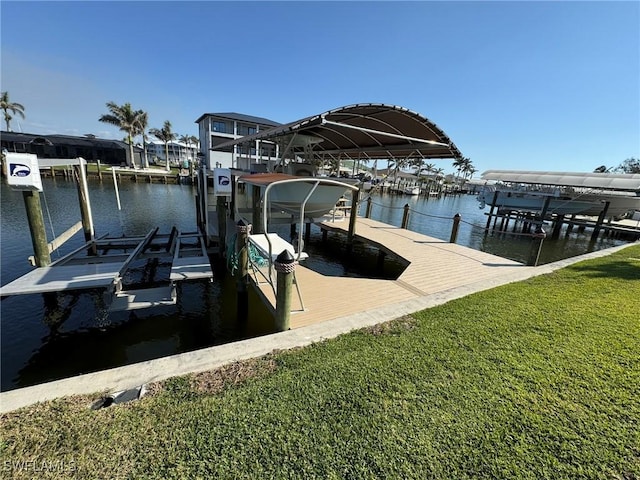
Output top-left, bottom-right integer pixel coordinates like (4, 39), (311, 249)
(570, 259), (640, 280)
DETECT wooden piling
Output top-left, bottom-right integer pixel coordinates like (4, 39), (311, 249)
(401, 204), (410, 229)
(304, 222), (311, 245)
(22, 191), (51, 267)
(235, 220), (251, 323)
(450, 213), (461, 243)
(551, 214), (565, 239)
(590, 201), (610, 241)
(96, 160), (103, 181)
(485, 191), (498, 231)
(365, 196), (372, 218)
(74, 165), (95, 247)
(346, 188), (360, 254)
(216, 195), (227, 254)
(274, 250), (295, 331)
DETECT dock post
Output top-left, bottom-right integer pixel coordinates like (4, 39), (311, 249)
(527, 227), (546, 267)
(551, 214), (565, 239)
(365, 196), (372, 218)
(590, 201), (610, 241)
(252, 185), (263, 234)
(485, 191), (498, 231)
(401, 204), (410, 229)
(346, 188), (360, 254)
(274, 250), (295, 331)
(304, 222), (311, 245)
(22, 191), (51, 267)
(450, 213), (461, 243)
(235, 220), (251, 323)
(74, 162), (96, 254)
(216, 195), (227, 254)
(96, 160), (103, 181)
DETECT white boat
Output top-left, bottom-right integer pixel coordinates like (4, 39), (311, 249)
(478, 173), (640, 217)
(477, 187), (601, 215)
(403, 186), (420, 195)
(239, 173), (356, 219)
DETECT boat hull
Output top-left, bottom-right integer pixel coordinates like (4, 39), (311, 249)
(478, 188), (640, 217)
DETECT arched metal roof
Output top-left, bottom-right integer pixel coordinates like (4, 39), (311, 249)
(481, 170), (640, 192)
(211, 103), (463, 161)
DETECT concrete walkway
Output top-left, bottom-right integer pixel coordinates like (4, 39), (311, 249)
(0, 242), (634, 414)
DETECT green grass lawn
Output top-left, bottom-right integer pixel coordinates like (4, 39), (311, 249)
(2, 245), (639, 479)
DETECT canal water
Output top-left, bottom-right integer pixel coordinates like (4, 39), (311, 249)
(0, 178), (626, 391)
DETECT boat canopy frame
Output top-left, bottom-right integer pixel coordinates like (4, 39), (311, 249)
(211, 103), (464, 165)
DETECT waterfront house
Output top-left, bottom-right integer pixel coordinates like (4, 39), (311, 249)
(195, 112), (281, 171)
(0, 131), (142, 167)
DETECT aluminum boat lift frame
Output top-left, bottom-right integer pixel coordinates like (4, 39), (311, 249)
(0, 228), (213, 312)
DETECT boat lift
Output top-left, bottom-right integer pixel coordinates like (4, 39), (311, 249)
(0, 228), (213, 311)
(1, 152), (213, 311)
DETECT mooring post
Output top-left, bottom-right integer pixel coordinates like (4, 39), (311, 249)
(346, 188), (360, 254)
(216, 195), (227, 254)
(401, 203), (410, 229)
(590, 201), (610, 241)
(551, 214), (565, 239)
(365, 196), (372, 218)
(450, 213), (461, 243)
(22, 191), (51, 267)
(274, 250), (295, 332)
(74, 162), (96, 255)
(485, 190), (498, 231)
(527, 226), (546, 267)
(96, 160), (103, 181)
(235, 219), (251, 323)
(304, 222), (311, 245)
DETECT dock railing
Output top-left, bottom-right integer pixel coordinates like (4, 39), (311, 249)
(360, 196), (547, 266)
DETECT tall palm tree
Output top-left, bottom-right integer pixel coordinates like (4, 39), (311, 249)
(150, 121), (176, 172)
(99, 102), (143, 168)
(135, 111), (150, 169)
(1, 91), (26, 131)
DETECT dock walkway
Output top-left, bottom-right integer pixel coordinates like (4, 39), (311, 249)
(252, 217), (529, 328)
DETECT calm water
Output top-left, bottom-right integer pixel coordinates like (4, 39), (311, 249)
(0, 178), (626, 391)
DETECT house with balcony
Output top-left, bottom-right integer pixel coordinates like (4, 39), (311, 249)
(195, 112), (281, 171)
(146, 140), (198, 167)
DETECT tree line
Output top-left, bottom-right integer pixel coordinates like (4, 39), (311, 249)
(98, 102), (198, 171)
(594, 159), (640, 174)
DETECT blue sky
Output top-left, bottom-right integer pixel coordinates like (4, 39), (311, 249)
(1, 1), (638, 175)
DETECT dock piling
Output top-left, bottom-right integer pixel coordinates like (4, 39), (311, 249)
(235, 220), (251, 323)
(346, 188), (360, 254)
(450, 213), (461, 243)
(401, 204), (410, 229)
(274, 250), (295, 331)
(365, 196), (372, 218)
(22, 191), (51, 267)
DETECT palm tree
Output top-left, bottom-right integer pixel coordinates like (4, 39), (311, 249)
(135, 111), (150, 169)
(150, 121), (176, 172)
(99, 102), (143, 168)
(1, 91), (26, 131)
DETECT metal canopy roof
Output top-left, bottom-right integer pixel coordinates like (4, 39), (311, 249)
(211, 104), (463, 161)
(481, 170), (640, 192)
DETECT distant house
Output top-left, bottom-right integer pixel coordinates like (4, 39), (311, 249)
(146, 140), (198, 167)
(195, 112), (281, 170)
(0, 131), (142, 167)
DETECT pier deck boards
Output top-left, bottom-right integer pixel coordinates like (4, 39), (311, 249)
(252, 217), (528, 329)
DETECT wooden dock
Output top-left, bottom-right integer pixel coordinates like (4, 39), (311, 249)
(250, 217), (529, 329)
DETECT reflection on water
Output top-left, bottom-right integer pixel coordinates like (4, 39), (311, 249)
(0, 179), (629, 391)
